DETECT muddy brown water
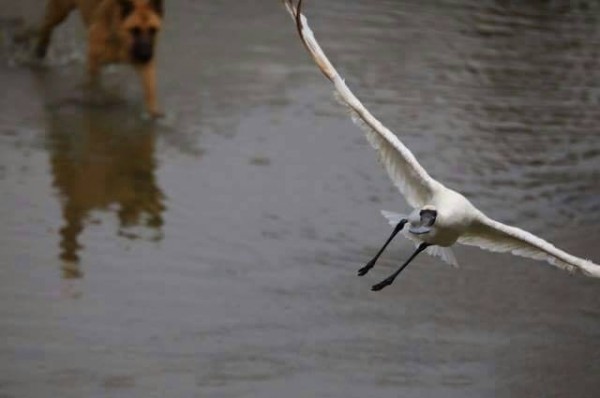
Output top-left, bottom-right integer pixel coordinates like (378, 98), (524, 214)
(1, 1), (599, 397)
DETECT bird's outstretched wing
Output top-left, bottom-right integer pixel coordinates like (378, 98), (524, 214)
(459, 215), (600, 277)
(283, 0), (442, 208)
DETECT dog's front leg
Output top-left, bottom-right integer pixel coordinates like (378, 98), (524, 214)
(137, 63), (162, 118)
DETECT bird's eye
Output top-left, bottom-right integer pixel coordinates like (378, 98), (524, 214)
(148, 27), (157, 36)
(130, 27), (142, 36)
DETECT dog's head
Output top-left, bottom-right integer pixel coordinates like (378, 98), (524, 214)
(118, 0), (163, 64)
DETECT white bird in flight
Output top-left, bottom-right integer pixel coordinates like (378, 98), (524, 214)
(283, 0), (600, 290)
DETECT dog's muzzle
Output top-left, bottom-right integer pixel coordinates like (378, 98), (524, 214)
(131, 40), (154, 64)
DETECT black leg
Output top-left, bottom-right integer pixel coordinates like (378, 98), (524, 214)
(358, 219), (407, 276)
(371, 242), (430, 291)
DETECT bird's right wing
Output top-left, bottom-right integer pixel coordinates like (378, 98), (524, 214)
(458, 214), (600, 277)
(283, 0), (441, 208)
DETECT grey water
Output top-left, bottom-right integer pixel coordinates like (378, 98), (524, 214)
(0, 0), (599, 397)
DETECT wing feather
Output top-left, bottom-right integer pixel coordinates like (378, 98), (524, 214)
(459, 215), (600, 277)
(283, 0), (441, 208)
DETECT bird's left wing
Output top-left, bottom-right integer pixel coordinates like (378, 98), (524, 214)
(283, 0), (442, 208)
(458, 215), (600, 277)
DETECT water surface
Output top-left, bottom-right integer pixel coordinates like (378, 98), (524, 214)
(1, 1), (599, 397)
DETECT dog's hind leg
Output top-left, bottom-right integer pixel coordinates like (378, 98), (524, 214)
(36, 0), (76, 58)
(86, 53), (101, 85)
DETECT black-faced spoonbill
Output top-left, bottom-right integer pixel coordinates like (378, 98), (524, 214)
(283, 0), (600, 291)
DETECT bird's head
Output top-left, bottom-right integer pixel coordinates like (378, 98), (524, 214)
(408, 205), (437, 235)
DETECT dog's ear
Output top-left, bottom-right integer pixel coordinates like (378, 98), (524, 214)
(117, 0), (134, 18)
(149, 0), (164, 16)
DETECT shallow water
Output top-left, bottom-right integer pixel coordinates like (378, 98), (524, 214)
(1, 1), (599, 397)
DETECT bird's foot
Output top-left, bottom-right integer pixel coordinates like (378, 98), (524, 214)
(357, 258), (376, 276)
(371, 276), (395, 291)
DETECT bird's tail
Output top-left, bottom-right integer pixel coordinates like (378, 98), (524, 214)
(381, 210), (408, 226)
(425, 245), (459, 268)
(381, 210), (459, 267)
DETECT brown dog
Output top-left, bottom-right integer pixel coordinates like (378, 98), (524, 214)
(36, 0), (164, 116)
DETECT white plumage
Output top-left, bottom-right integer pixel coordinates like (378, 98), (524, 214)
(283, 0), (600, 288)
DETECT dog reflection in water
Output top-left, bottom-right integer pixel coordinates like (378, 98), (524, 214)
(46, 106), (165, 279)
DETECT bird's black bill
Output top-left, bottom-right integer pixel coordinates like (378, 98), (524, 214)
(371, 242), (430, 291)
(408, 225), (431, 235)
(358, 220), (407, 276)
